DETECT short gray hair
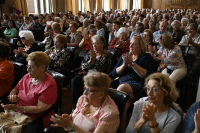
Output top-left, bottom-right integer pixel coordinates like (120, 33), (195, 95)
(54, 17), (61, 22)
(19, 31), (34, 42)
(92, 34), (106, 49)
(187, 23), (198, 30)
(181, 18), (189, 23)
(83, 18), (90, 23)
(171, 20), (181, 27)
(117, 27), (128, 37)
(75, 15), (79, 20)
(149, 20), (156, 25)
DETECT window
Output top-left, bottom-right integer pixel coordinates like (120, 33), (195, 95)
(77, 0), (85, 13)
(27, 0), (53, 14)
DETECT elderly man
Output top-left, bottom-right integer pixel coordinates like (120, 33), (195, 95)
(127, 17), (137, 35)
(179, 23), (200, 72)
(153, 21), (172, 42)
(29, 16), (44, 41)
(149, 20), (157, 33)
(169, 20), (185, 44)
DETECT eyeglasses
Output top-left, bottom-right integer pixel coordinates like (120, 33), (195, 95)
(26, 65), (34, 70)
(21, 37), (26, 40)
(84, 87), (100, 95)
(144, 86), (159, 94)
(91, 30), (97, 33)
(142, 34), (149, 37)
(52, 28), (57, 30)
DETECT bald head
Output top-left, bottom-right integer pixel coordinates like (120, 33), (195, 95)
(159, 21), (167, 33)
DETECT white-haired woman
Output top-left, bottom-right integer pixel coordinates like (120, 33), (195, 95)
(108, 27), (130, 57)
(77, 18), (90, 35)
(180, 18), (189, 32)
(54, 17), (63, 32)
(13, 31), (42, 66)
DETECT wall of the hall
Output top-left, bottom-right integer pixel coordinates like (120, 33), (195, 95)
(1, 0), (15, 17)
(144, 0), (200, 10)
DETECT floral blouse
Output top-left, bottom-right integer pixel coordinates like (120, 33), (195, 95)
(108, 37), (130, 57)
(48, 46), (70, 72)
(157, 45), (187, 70)
(81, 51), (112, 74)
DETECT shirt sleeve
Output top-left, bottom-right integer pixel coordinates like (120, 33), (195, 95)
(179, 35), (187, 45)
(38, 82), (57, 104)
(0, 62), (14, 80)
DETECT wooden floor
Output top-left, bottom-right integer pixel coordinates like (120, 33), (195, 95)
(59, 84), (196, 132)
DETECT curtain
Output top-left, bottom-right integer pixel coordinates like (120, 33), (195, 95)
(96, 0), (102, 13)
(51, 0), (56, 14)
(83, 0), (93, 12)
(14, 0), (28, 16)
(65, 0), (77, 15)
(133, 0), (141, 9)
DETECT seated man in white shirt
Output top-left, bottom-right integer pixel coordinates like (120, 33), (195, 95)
(179, 23), (200, 72)
(153, 21), (172, 42)
(108, 21), (120, 44)
(77, 11), (84, 23)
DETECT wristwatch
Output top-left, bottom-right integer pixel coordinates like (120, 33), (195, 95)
(23, 106), (26, 113)
(130, 61), (135, 66)
(148, 122), (159, 128)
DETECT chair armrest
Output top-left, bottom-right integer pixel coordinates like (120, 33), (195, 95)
(29, 105), (55, 125)
(0, 97), (9, 103)
(71, 67), (81, 73)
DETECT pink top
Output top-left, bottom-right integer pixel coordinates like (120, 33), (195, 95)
(15, 73), (57, 127)
(72, 95), (120, 133)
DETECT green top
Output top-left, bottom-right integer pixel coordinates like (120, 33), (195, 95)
(3, 28), (17, 38)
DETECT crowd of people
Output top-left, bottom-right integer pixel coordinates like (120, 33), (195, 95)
(1, 6), (200, 133)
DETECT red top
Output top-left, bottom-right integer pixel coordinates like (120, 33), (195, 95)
(108, 37), (130, 57)
(0, 59), (14, 97)
(82, 39), (92, 51)
(15, 73), (57, 127)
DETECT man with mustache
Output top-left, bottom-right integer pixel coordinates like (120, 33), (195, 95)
(179, 23), (200, 72)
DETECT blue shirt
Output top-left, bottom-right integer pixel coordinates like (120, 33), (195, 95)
(129, 32), (143, 40)
(112, 53), (155, 86)
(153, 30), (172, 42)
(181, 102), (200, 133)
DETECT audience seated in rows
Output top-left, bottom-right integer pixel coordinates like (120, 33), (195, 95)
(19, 16), (32, 32)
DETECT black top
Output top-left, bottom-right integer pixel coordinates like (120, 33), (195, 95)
(30, 22), (44, 41)
(169, 29), (185, 44)
(146, 42), (158, 52)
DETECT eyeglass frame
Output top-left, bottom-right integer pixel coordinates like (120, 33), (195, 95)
(144, 86), (160, 94)
(84, 87), (101, 95)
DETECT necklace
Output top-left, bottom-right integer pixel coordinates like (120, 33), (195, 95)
(28, 74), (46, 93)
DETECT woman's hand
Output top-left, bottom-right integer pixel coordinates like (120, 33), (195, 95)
(193, 109), (200, 133)
(83, 34), (90, 41)
(50, 114), (73, 130)
(8, 95), (20, 103)
(89, 50), (96, 63)
(117, 40), (126, 48)
(1, 103), (16, 111)
(148, 45), (157, 55)
(122, 53), (132, 66)
(142, 103), (156, 122)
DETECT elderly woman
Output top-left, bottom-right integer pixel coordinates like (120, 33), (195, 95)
(112, 35), (155, 132)
(3, 20), (17, 38)
(48, 34), (70, 77)
(19, 16), (32, 32)
(1, 13), (9, 27)
(74, 15), (82, 28)
(54, 17), (63, 32)
(95, 20), (105, 37)
(129, 22), (144, 40)
(77, 18), (90, 35)
(13, 31), (42, 66)
(0, 42), (15, 97)
(1, 52), (57, 132)
(44, 15), (53, 32)
(71, 35), (112, 109)
(180, 18), (189, 31)
(108, 27), (130, 57)
(143, 18), (149, 29)
(126, 73), (181, 133)
(51, 72), (120, 133)
(127, 17), (137, 35)
(149, 34), (187, 85)
(143, 29), (157, 52)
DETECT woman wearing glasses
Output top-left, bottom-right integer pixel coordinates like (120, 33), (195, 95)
(1, 52), (57, 132)
(51, 72), (120, 133)
(13, 31), (42, 66)
(148, 34), (187, 86)
(126, 73), (181, 133)
(112, 34), (155, 132)
(142, 29), (158, 52)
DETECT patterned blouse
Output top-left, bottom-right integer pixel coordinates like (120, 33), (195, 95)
(108, 37), (130, 57)
(72, 95), (120, 133)
(48, 46), (70, 72)
(157, 45), (187, 70)
(81, 51), (112, 74)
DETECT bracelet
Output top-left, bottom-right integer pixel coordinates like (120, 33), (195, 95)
(70, 123), (74, 132)
(148, 122), (159, 128)
(23, 106), (26, 113)
(133, 122), (140, 132)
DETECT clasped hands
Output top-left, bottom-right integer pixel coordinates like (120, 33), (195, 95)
(186, 35), (194, 45)
(140, 103), (156, 124)
(13, 47), (24, 58)
(116, 40), (126, 49)
(148, 45), (157, 55)
(89, 50), (96, 63)
(0, 94), (20, 111)
(122, 53), (133, 66)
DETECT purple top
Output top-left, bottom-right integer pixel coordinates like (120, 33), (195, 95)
(12, 8), (22, 15)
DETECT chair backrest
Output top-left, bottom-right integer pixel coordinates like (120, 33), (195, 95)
(10, 61), (24, 87)
(34, 41), (46, 52)
(108, 88), (130, 133)
(46, 70), (66, 115)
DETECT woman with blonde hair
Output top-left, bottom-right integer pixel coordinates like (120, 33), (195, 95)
(149, 33), (187, 85)
(126, 73), (181, 133)
(112, 34), (155, 132)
